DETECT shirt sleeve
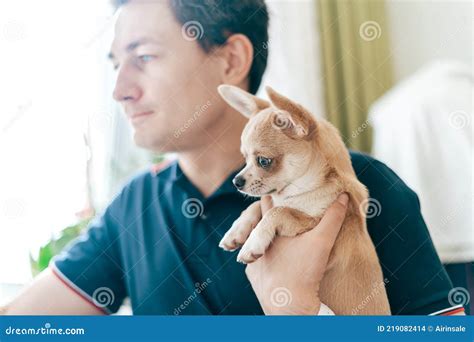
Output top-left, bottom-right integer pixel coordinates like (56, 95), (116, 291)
(354, 155), (455, 315)
(51, 189), (128, 314)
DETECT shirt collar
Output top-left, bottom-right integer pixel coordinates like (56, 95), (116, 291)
(164, 158), (245, 199)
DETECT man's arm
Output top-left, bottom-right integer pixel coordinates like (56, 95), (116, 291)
(2, 268), (103, 315)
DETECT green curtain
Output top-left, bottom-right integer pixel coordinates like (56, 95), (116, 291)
(317, 0), (394, 152)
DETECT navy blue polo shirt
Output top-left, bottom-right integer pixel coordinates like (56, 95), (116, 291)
(52, 151), (455, 315)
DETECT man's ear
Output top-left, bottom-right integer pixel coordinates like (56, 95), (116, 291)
(266, 86), (316, 139)
(218, 84), (270, 118)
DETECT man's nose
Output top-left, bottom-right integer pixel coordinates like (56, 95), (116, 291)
(112, 66), (142, 103)
(232, 175), (246, 190)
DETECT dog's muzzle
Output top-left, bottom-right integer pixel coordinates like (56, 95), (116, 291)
(232, 175), (246, 190)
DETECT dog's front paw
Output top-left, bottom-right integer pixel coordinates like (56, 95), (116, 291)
(219, 232), (243, 252)
(236, 230), (272, 264)
(219, 219), (254, 252)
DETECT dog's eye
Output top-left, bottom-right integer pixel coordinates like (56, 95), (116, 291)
(257, 156), (273, 169)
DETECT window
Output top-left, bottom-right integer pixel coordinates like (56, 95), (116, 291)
(0, 0), (114, 284)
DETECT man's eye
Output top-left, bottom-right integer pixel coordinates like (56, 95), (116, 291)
(257, 156), (273, 169)
(137, 55), (155, 62)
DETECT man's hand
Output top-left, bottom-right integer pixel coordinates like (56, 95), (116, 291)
(245, 193), (349, 315)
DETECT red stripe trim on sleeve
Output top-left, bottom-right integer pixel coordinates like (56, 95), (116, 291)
(440, 307), (465, 316)
(50, 266), (109, 315)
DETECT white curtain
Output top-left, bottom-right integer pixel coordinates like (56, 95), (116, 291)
(260, 0), (325, 118)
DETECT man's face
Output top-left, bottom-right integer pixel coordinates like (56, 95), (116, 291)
(109, 1), (226, 152)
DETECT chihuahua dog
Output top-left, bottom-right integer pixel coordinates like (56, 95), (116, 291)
(217, 85), (391, 315)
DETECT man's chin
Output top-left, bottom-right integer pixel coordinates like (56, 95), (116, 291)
(133, 133), (171, 153)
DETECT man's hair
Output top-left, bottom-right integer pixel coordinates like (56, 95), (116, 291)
(113, 0), (269, 94)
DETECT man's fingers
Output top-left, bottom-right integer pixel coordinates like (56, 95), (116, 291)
(308, 193), (349, 244)
(260, 195), (273, 215)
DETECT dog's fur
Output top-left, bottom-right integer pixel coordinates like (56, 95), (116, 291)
(217, 85), (391, 315)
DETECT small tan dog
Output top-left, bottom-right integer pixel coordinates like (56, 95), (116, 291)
(217, 85), (391, 315)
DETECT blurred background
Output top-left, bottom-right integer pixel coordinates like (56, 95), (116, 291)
(0, 0), (472, 312)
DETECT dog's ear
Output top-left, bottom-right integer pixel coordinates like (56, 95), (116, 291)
(218, 85), (270, 118)
(271, 111), (308, 138)
(266, 86), (316, 139)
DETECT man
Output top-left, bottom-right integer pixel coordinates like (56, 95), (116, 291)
(3, 0), (464, 315)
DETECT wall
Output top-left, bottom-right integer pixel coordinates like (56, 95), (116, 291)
(386, 0), (472, 81)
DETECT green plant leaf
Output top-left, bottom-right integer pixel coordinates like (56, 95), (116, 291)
(29, 217), (92, 276)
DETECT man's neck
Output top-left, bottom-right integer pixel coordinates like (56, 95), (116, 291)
(177, 114), (247, 198)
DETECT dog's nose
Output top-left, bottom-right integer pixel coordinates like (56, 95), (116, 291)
(233, 176), (246, 190)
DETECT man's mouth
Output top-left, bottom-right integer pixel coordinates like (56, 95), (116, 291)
(130, 111), (154, 125)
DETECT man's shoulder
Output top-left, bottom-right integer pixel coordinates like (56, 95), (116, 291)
(349, 150), (417, 199)
(350, 150), (394, 179)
